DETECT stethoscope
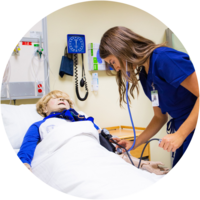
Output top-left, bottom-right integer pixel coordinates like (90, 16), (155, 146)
(125, 60), (161, 168)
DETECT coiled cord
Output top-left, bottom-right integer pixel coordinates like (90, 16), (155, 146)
(74, 53), (88, 101)
(74, 53), (78, 86)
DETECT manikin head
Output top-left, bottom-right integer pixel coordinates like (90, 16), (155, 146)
(36, 90), (73, 117)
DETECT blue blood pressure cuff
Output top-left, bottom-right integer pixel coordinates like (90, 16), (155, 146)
(59, 56), (73, 77)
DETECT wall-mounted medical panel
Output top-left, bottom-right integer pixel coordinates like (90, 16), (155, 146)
(1, 18), (50, 101)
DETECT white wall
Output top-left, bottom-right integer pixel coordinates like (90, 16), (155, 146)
(47, 1), (171, 168)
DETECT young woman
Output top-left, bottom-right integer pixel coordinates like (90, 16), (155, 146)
(99, 26), (199, 167)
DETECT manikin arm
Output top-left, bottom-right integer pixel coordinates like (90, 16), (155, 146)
(119, 153), (169, 175)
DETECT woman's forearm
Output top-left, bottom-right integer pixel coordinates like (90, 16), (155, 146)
(133, 114), (168, 149)
(176, 97), (199, 139)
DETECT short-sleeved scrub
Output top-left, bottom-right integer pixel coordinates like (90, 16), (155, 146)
(139, 47), (197, 167)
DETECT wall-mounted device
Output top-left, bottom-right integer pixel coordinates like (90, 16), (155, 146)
(88, 43), (106, 71)
(36, 35), (43, 58)
(88, 43), (113, 71)
(12, 43), (21, 56)
(67, 34), (88, 101)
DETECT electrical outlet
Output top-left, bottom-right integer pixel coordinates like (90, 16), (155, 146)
(36, 81), (43, 96)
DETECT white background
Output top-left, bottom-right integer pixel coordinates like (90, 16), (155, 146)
(0, 0), (199, 200)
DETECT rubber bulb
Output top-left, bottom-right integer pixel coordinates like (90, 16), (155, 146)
(80, 78), (85, 87)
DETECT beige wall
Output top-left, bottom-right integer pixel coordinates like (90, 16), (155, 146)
(46, 1), (171, 168)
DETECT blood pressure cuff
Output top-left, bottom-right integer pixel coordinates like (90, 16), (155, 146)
(59, 56), (73, 77)
(99, 133), (116, 152)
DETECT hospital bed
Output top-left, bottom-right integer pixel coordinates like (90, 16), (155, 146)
(1, 104), (165, 199)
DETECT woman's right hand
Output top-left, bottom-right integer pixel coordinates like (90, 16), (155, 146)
(111, 138), (133, 152)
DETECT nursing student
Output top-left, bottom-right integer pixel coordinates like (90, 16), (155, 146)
(99, 26), (199, 167)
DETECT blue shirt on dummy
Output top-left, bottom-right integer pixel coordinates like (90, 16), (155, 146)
(139, 47), (196, 131)
(17, 108), (99, 166)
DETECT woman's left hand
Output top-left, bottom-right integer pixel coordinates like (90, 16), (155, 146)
(159, 133), (186, 152)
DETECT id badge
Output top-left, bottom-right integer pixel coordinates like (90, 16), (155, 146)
(151, 90), (159, 107)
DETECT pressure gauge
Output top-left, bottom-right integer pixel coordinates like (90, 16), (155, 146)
(67, 34), (86, 54)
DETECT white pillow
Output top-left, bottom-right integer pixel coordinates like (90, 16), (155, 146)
(1, 104), (43, 149)
(1, 104), (90, 149)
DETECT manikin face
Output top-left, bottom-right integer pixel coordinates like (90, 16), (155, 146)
(43, 97), (70, 116)
(103, 55), (123, 72)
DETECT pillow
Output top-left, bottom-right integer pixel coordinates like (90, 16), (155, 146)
(1, 104), (90, 149)
(1, 104), (43, 149)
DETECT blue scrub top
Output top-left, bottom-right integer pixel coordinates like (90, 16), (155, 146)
(139, 47), (197, 131)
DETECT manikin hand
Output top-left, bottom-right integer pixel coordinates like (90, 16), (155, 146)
(24, 163), (32, 172)
(111, 138), (133, 152)
(119, 153), (169, 175)
(141, 161), (169, 175)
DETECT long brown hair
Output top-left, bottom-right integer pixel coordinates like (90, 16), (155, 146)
(99, 26), (167, 107)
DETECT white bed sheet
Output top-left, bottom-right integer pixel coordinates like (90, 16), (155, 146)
(3, 104), (164, 199)
(29, 121), (164, 199)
